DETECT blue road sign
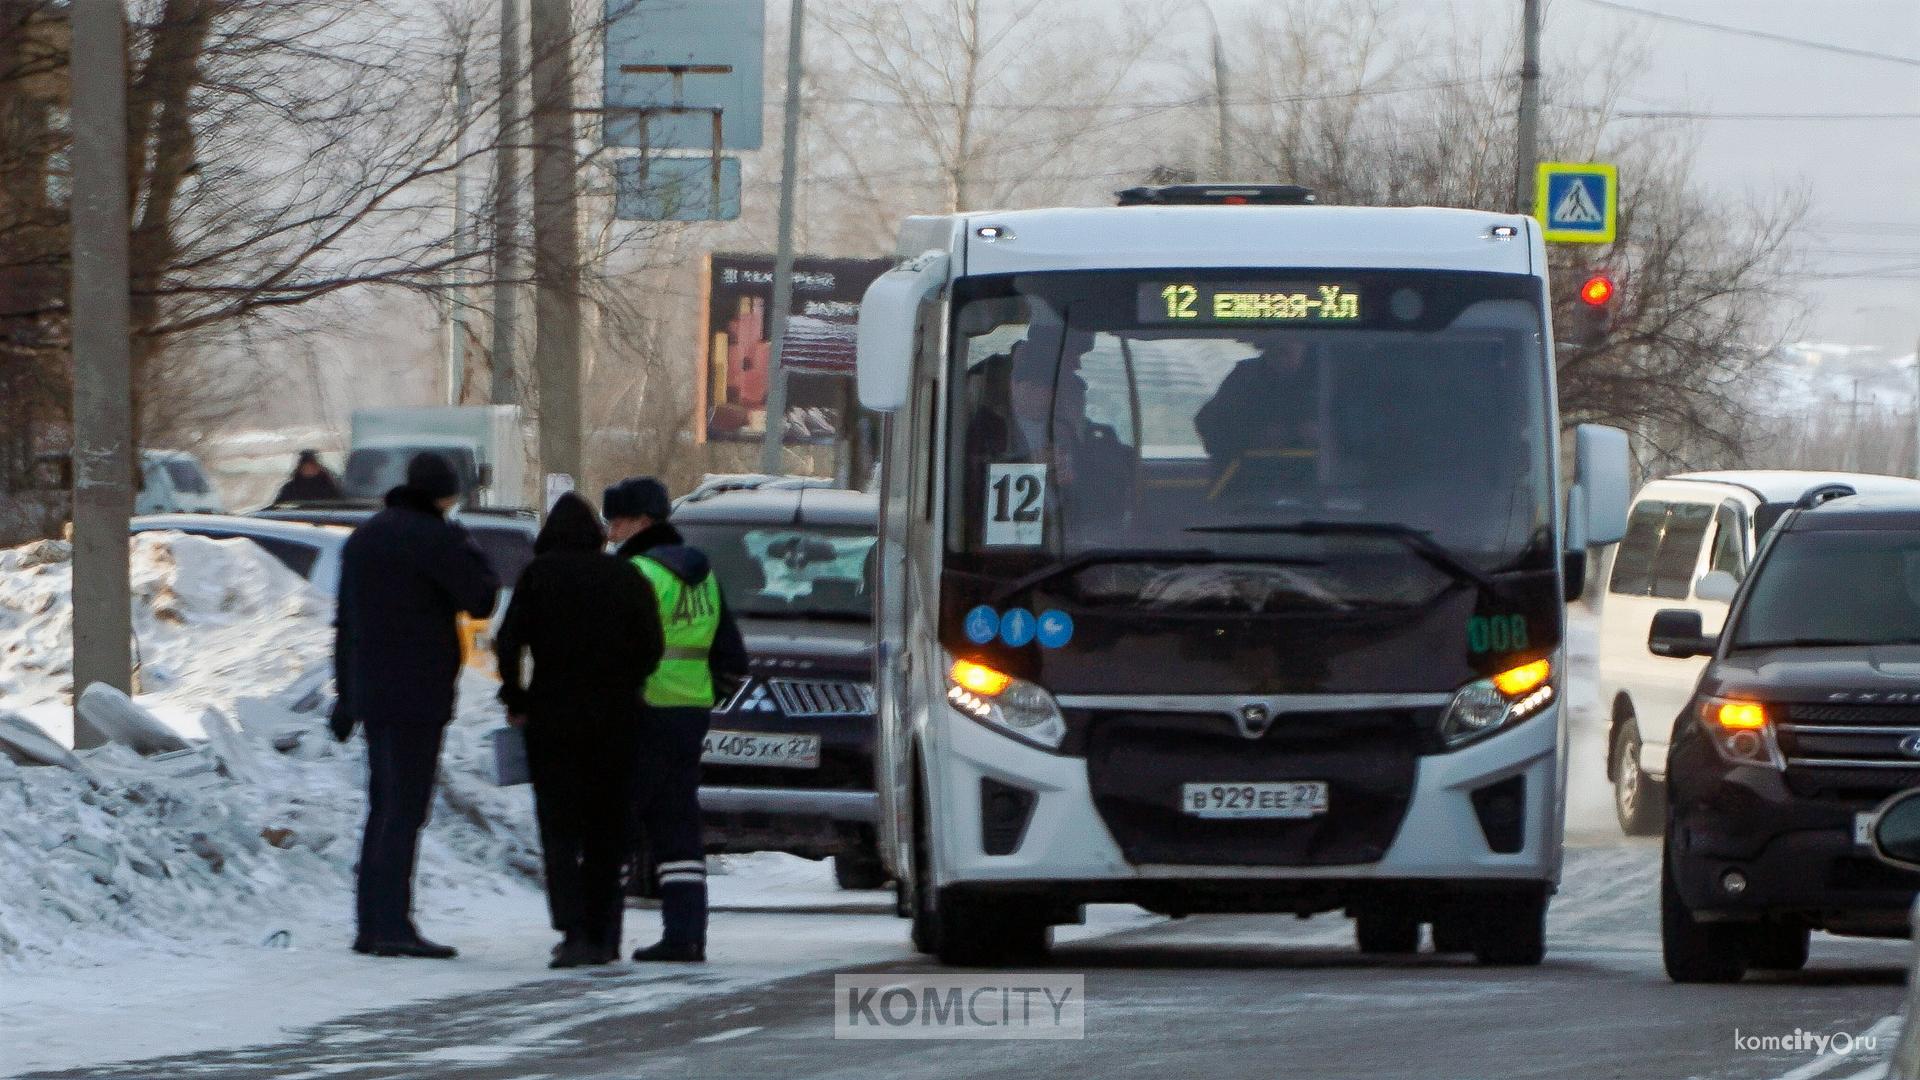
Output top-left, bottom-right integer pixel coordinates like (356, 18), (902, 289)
(965, 606), (1000, 646)
(1000, 608), (1037, 648)
(614, 155), (741, 221)
(1535, 162), (1617, 244)
(1037, 610), (1075, 649)
(603, 0), (766, 151)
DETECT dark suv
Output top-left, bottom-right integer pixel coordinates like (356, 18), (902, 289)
(1655, 486), (1920, 982)
(668, 487), (885, 889)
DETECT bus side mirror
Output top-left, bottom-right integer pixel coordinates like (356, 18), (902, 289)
(857, 250), (949, 413)
(1872, 790), (1920, 873)
(1571, 424), (1630, 547)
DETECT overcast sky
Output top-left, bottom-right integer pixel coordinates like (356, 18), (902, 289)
(1163, 0), (1917, 353)
(1454, 0), (1920, 356)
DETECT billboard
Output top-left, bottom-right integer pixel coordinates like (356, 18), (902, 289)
(699, 253), (890, 444)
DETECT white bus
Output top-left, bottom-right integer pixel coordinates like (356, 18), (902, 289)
(855, 185), (1631, 967)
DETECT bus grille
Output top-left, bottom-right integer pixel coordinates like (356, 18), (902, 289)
(1080, 707), (1425, 867)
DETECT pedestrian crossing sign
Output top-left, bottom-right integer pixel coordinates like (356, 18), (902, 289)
(1535, 162), (1617, 244)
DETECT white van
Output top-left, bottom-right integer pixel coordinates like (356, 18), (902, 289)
(135, 450), (224, 515)
(1597, 470), (1920, 834)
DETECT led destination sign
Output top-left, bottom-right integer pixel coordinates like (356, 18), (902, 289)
(1139, 281), (1363, 325)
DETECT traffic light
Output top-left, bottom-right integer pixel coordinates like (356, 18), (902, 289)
(1568, 272), (1615, 348)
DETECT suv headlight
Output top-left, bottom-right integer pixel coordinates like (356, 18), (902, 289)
(946, 656), (1067, 750)
(1695, 696), (1782, 768)
(1440, 659), (1555, 748)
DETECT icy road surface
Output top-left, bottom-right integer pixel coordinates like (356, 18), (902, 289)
(7, 840), (1912, 1080)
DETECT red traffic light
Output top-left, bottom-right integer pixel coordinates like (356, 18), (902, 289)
(1579, 275), (1615, 306)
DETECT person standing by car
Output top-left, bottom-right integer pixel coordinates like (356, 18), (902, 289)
(277, 450), (344, 503)
(332, 452), (499, 959)
(604, 476), (750, 963)
(494, 492), (664, 968)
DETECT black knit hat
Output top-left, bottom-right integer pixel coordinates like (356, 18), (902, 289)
(603, 476), (671, 522)
(406, 452), (462, 500)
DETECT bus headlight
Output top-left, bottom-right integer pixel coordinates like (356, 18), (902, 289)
(1440, 660), (1554, 748)
(947, 657), (1068, 750)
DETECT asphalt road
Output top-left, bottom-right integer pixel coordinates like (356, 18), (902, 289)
(23, 838), (1914, 1080)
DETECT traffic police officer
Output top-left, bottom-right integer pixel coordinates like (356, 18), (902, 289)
(604, 476), (749, 963)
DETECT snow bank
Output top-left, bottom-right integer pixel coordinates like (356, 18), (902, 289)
(0, 532), (328, 717)
(0, 533), (542, 973)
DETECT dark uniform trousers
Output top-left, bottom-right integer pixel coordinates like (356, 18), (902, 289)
(639, 706), (711, 948)
(526, 723), (640, 950)
(356, 723), (446, 940)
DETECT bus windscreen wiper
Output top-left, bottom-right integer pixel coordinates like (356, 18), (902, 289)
(989, 547), (1323, 606)
(1185, 520), (1498, 593)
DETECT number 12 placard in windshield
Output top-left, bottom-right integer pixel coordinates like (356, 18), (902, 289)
(984, 463), (1047, 547)
(1140, 281), (1361, 324)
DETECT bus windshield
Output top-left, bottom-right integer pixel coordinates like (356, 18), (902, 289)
(946, 270), (1554, 608)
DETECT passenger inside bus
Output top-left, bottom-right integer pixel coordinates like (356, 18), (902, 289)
(1192, 340), (1321, 501)
(965, 338), (1134, 530)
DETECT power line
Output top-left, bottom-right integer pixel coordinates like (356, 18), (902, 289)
(1619, 110), (1920, 121)
(1548, 99), (1920, 121)
(796, 76), (1499, 114)
(1573, 0), (1920, 68)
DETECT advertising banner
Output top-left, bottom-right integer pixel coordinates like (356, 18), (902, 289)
(699, 253), (889, 444)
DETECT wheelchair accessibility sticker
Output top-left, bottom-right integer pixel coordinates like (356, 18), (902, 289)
(965, 605), (1000, 645)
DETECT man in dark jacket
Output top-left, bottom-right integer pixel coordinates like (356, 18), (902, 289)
(605, 476), (749, 963)
(494, 492), (664, 968)
(1193, 341), (1321, 499)
(276, 450), (343, 503)
(333, 452), (499, 959)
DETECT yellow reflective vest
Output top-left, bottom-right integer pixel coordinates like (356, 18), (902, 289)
(631, 555), (723, 708)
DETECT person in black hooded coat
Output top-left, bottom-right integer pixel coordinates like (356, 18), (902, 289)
(494, 492), (664, 967)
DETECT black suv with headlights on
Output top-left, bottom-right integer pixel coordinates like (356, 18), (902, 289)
(1654, 485), (1920, 982)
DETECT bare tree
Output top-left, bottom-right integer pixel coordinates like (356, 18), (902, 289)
(807, 0), (1170, 242)
(1216, 0), (1807, 467)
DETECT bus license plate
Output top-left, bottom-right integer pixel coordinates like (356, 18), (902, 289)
(1182, 782), (1328, 820)
(703, 730), (821, 769)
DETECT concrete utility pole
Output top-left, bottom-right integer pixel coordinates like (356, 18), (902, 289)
(447, 52), (473, 406)
(1200, 2), (1231, 179)
(529, 0), (581, 483)
(68, 0), (133, 746)
(1513, 0), (1542, 215)
(757, 0), (807, 475)
(491, 0), (522, 406)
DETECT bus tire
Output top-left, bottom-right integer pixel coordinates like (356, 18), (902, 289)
(934, 890), (1049, 967)
(1471, 886), (1548, 966)
(910, 775), (941, 955)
